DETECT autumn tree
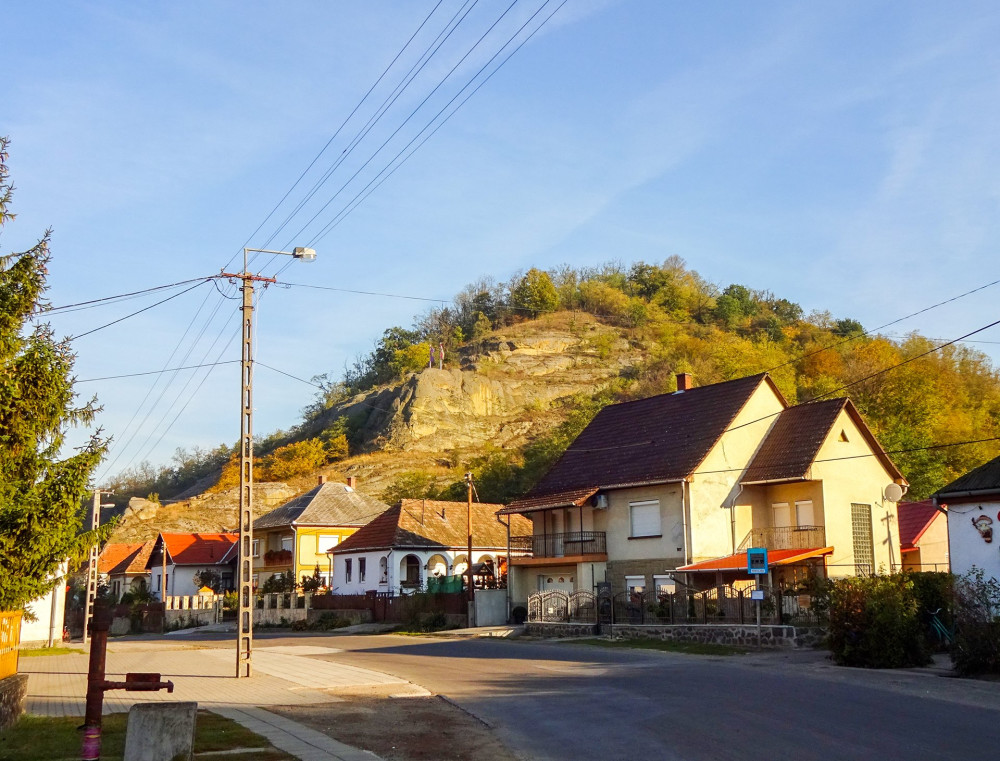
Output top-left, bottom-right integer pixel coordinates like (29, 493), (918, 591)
(0, 136), (108, 612)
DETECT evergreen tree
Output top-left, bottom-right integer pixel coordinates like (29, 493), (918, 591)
(0, 136), (108, 612)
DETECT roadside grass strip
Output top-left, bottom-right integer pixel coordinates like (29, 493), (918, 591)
(0, 710), (296, 761)
(18, 646), (84, 658)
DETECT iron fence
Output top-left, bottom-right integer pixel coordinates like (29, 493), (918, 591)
(528, 586), (825, 627)
(737, 525), (826, 552)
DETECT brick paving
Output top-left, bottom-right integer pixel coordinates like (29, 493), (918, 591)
(20, 640), (404, 760)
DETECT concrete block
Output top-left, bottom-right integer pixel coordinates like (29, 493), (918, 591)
(123, 701), (197, 761)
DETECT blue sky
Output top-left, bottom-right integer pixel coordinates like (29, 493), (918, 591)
(4, 1), (1000, 481)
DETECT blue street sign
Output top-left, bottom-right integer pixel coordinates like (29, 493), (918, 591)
(747, 547), (768, 575)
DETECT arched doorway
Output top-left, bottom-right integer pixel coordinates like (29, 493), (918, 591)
(400, 555), (422, 590)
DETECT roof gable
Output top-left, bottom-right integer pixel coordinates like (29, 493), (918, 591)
(333, 500), (530, 553)
(254, 482), (388, 530)
(99, 541), (154, 576)
(897, 500), (940, 548)
(510, 374), (778, 511)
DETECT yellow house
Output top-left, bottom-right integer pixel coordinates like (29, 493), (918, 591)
(501, 372), (907, 603)
(252, 476), (388, 589)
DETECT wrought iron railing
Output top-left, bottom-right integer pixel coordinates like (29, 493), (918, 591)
(737, 525), (826, 552)
(510, 531), (607, 559)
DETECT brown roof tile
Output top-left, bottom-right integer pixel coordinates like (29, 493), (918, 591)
(508, 374), (776, 512)
(99, 541), (153, 575)
(741, 399), (846, 483)
(935, 454), (1000, 497)
(332, 500), (531, 554)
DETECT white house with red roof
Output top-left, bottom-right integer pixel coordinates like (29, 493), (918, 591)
(98, 540), (155, 601)
(146, 532), (238, 600)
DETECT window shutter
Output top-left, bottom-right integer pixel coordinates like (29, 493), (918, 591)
(630, 501), (661, 537)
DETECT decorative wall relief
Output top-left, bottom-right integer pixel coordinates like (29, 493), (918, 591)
(972, 514), (994, 543)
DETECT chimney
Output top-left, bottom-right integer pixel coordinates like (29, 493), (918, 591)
(676, 372), (693, 391)
(346, 476), (357, 489)
(317, 475), (327, 485)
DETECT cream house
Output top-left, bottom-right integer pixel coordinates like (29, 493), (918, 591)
(500, 372), (907, 605)
(252, 476), (387, 589)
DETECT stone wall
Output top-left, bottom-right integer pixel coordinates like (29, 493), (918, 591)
(528, 621), (827, 650)
(0, 673), (27, 730)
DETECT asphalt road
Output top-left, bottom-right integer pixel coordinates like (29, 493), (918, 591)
(198, 632), (1000, 761)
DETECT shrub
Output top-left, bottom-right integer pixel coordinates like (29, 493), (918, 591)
(827, 573), (931, 668)
(952, 567), (1000, 676)
(907, 571), (954, 650)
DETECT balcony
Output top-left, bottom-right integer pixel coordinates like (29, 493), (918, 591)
(737, 525), (826, 553)
(262, 549), (293, 567)
(510, 531), (607, 565)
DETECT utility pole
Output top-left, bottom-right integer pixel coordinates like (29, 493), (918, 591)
(82, 489), (115, 644)
(222, 245), (315, 679)
(465, 472), (474, 610)
(82, 490), (101, 645)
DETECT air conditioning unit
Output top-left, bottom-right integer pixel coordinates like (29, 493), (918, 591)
(592, 494), (609, 509)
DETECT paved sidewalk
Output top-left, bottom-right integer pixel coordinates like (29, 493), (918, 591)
(20, 640), (408, 760)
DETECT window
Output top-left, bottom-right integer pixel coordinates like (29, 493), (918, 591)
(345, 558), (353, 583)
(851, 503), (874, 575)
(772, 502), (791, 528)
(359, 558), (367, 583)
(625, 575), (645, 595)
(281, 535), (293, 552)
(318, 534), (339, 553)
(251, 539), (260, 558)
(379, 557), (388, 584)
(795, 500), (815, 527)
(653, 575), (675, 595)
(251, 574), (259, 590)
(629, 501), (661, 538)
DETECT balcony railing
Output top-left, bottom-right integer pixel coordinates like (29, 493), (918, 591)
(737, 525), (826, 553)
(510, 531), (607, 559)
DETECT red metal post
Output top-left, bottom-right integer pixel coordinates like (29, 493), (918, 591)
(81, 607), (110, 761)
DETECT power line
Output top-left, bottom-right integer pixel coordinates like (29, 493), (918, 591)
(256, 362), (324, 388)
(77, 360), (239, 383)
(275, 280), (448, 304)
(310, 0), (570, 246)
(69, 281), (209, 340)
(39, 277), (213, 315)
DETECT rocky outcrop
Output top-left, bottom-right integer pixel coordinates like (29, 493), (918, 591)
(319, 315), (640, 454)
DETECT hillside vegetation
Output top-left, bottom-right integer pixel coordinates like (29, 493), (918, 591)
(107, 257), (1000, 537)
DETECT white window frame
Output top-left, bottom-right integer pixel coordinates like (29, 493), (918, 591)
(625, 575), (646, 594)
(359, 557), (367, 583)
(251, 539), (260, 558)
(653, 575), (675, 595)
(318, 534), (339, 553)
(280, 535), (294, 552)
(379, 557), (388, 584)
(772, 502), (792, 528)
(795, 500), (815, 527)
(345, 558), (353, 583)
(629, 500), (661, 538)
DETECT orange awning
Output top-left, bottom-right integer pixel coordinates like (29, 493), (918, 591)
(677, 547), (833, 573)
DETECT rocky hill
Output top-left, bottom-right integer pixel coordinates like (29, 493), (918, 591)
(110, 312), (638, 541)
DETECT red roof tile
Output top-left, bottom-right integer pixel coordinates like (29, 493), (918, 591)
(897, 500), (941, 549)
(678, 547), (833, 573)
(99, 542), (153, 575)
(158, 532), (238, 566)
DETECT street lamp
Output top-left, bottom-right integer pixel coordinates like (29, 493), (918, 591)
(222, 246), (316, 678)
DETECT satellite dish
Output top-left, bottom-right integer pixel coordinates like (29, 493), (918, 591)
(884, 483), (904, 503)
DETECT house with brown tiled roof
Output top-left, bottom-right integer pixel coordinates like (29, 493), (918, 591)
(98, 540), (155, 601)
(499, 372), (907, 604)
(897, 500), (949, 572)
(329, 499), (530, 595)
(934, 454), (1000, 581)
(252, 476), (388, 589)
(147, 532), (239, 600)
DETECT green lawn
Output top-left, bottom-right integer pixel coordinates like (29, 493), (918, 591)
(574, 637), (746, 656)
(0, 710), (295, 760)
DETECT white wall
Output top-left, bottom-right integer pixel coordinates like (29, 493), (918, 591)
(334, 548), (506, 595)
(21, 574), (67, 646)
(947, 500), (1000, 580)
(150, 565), (204, 599)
